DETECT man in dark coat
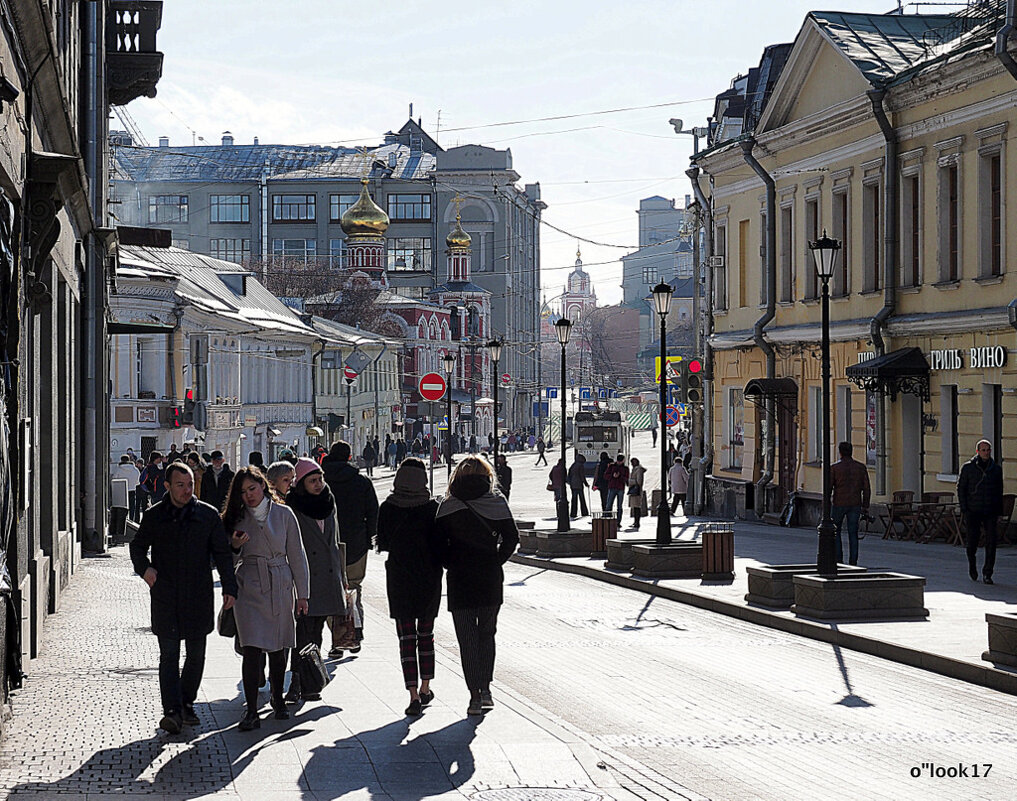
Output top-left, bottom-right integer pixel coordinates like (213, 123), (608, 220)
(957, 439), (1005, 584)
(199, 449), (234, 514)
(130, 462), (237, 734)
(495, 454), (512, 499)
(321, 440), (378, 650)
(567, 453), (589, 518)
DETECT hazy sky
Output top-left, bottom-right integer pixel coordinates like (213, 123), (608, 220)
(125, 0), (965, 305)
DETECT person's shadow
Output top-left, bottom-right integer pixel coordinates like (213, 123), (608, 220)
(300, 715), (479, 800)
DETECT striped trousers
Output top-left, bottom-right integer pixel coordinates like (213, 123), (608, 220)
(450, 606), (500, 692)
(395, 618), (435, 688)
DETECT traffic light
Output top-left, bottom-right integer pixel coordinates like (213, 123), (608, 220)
(679, 360), (689, 404)
(170, 406), (182, 428)
(687, 358), (704, 404)
(182, 388), (195, 424)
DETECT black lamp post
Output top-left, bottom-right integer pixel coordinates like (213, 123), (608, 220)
(486, 339), (502, 463)
(554, 318), (572, 532)
(651, 282), (674, 545)
(442, 352), (457, 482)
(809, 231), (841, 576)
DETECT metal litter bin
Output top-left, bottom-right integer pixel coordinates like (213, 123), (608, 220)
(702, 522), (735, 580)
(591, 512), (618, 553)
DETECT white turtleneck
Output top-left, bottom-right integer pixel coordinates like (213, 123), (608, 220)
(251, 496), (271, 522)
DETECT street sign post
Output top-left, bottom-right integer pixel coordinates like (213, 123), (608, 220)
(418, 372), (447, 402)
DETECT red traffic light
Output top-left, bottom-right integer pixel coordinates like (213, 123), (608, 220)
(687, 358), (703, 374)
(185, 388), (193, 401)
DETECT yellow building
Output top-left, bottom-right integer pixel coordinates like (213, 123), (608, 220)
(696, 4), (1017, 521)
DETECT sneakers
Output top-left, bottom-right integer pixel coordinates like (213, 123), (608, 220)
(159, 712), (183, 734)
(405, 698), (422, 716)
(327, 647), (344, 659)
(181, 705), (200, 726)
(419, 690), (434, 707)
(238, 710), (261, 731)
(479, 690), (494, 710)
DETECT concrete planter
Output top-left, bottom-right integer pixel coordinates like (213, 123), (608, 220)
(517, 531), (539, 555)
(791, 572), (928, 620)
(604, 538), (657, 570)
(746, 564), (868, 609)
(535, 531), (594, 558)
(983, 612), (1017, 667)
(631, 543), (704, 579)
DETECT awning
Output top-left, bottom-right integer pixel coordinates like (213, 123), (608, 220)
(306, 425), (324, 437)
(743, 377), (798, 418)
(268, 427), (282, 437)
(845, 347), (930, 401)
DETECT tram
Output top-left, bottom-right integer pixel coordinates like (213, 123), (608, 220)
(574, 410), (630, 474)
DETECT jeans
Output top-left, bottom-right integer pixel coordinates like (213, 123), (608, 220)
(832, 505), (862, 566)
(605, 488), (625, 521)
(157, 635), (207, 715)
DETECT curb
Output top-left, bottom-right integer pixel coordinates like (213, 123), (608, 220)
(509, 552), (1017, 697)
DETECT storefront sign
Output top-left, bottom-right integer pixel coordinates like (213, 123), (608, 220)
(969, 345), (1007, 369)
(927, 345), (1007, 371)
(928, 349), (962, 371)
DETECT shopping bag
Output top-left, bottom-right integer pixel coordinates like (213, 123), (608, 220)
(297, 643), (331, 695)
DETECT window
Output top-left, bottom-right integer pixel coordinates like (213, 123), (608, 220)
(938, 160), (960, 282)
(804, 197), (819, 300)
(836, 385), (852, 447)
(901, 172), (921, 287)
(272, 194), (315, 222)
(738, 220), (749, 308)
(641, 264), (658, 285)
(808, 385), (823, 462)
(728, 388), (744, 470)
(862, 181), (881, 292)
(210, 238), (251, 264)
(941, 385), (958, 475)
(831, 190), (849, 296)
(979, 149), (1003, 278)
(328, 239), (346, 269)
(714, 224), (728, 311)
(387, 193), (431, 221)
(388, 237), (432, 271)
(149, 195), (188, 224)
(271, 238), (317, 265)
(780, 204), (793, 303)
(210, 194), (250, 223)
(330, 193), (359, 222)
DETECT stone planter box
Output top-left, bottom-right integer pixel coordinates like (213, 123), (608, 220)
(517, 531), (539, 554)
(791, 572), (928, 620)
(515, 519), (535, 530)
(631, 543), (703, 579)
(535, 531), (594, 558)
(604, 538), (657, 570)
(983, 612), (1017, 667)
(745, 564), (868, 609)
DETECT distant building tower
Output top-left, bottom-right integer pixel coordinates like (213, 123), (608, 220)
(446, 210), (473, 282)
(341, 178), (390, 286)
(562, 246), (597, 322)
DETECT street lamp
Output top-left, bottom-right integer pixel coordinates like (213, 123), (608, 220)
(442, 351), (457, 481)
(554, 318), (572, 532)
(486, 339), (503, 463)
(651, 282), (674, 545)
(809, 231), (841, 576)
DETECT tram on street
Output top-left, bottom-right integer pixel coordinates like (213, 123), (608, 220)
(574, 409), (630, 474)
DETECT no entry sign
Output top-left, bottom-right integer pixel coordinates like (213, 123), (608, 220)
(343, 365), (358, 381)
(418, 372), (447, 401)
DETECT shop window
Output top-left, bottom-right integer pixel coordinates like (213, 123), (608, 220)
(983, 384), (1002, 465)
(940, 385), (959, 476)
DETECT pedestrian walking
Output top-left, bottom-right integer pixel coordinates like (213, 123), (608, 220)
(668, 456), (690, 515)
(284, 458), (347, 702)
(362, 441), (377, 477)
(141, 452), (166, 505)
(435, 456), (519, 716)
(184, 452), (205, 501)
(133, 458), (150, 520)
(376, 459), (442, 716)
(266, 460), (296, 500)
(627, 457), (647, 530)
(535, 436), (548, 466)
(396, 437), (407, 464)
(200, 450), (234, 514)
(387, 439), (398, 469)
(829, 441), (871, 566)
(129, 462), (238, 734)
(591, 452), (611, 512)
(222, 467), (309, 730)
(549, 458), (566, 504)
(322, 440), (378, 652)
(568, 453), (590, 518)
(604, 454), (629, 523)
(248, 451), (265, 470)
(651, 427), (658, 446)
(495, 453), (512, 499)
(957, 439), (1004, 584)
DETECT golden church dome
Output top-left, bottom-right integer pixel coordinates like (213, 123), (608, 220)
(340, 179), (390, 237)
(446, 214), (472, 249)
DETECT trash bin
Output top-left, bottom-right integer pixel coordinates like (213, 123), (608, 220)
(109, 506), (129, 545)
(702, 523), (735, 580)
(591, 512), (618, 553)
(650, 489), (662, 516)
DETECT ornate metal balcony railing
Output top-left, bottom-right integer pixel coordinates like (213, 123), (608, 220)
(106, 1), (164, 106)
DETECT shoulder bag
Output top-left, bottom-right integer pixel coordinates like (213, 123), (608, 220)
(297, 643), (331, 694)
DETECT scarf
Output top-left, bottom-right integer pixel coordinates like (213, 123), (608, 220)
(251, 496), (271, 522)
(286, 483), (336, 520)
(386, 462), (432, 508)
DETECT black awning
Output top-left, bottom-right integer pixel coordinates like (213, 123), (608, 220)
(845, 346), (930, 401)
(744, 377), (798, 398)
(108, 321), (174, 335)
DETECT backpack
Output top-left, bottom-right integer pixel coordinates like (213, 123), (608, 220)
(143, 465), (160, 494)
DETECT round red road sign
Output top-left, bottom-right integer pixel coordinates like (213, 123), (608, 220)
(418, 372), (447, 401)
(501, 372), (510, 384)
(343, 365), (358, 381)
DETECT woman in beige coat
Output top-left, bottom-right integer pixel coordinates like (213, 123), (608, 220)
(222, 467), (310, 731)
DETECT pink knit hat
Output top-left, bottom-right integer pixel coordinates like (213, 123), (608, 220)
(293, 457), (322, 486)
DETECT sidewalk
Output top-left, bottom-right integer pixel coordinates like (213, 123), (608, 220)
(511, 512), (1017, 696)
(0, 545), (696, 801)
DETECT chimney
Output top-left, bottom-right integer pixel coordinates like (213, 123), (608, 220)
(158, 136), (169, 147)
(253, 136), (259, 146)
(222, 131), (234, 146)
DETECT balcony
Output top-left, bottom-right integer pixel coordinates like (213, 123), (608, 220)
(106, 2), (164, 106)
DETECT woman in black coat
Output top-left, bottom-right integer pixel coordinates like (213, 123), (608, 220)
(376, 458), (442, 716)
(435, 456), (519, 717)
(591, 451), (611, 512)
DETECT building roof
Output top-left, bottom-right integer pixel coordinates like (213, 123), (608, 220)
(309, 315), (401, 349)
(117, 244), (316, 338)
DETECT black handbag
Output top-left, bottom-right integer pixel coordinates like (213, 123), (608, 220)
(297, 643), (330, 695)
(217, 604), (237, 638)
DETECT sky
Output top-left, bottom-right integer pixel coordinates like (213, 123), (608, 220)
(124, 0), (969, 305)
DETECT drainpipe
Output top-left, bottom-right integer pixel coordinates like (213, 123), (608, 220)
(996, 0), (1017, 82)
(740, 138), (777, 517)
(687, 164), (714, 514)
(868, 88), (899, 497)
(260, 165), (269, 282)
